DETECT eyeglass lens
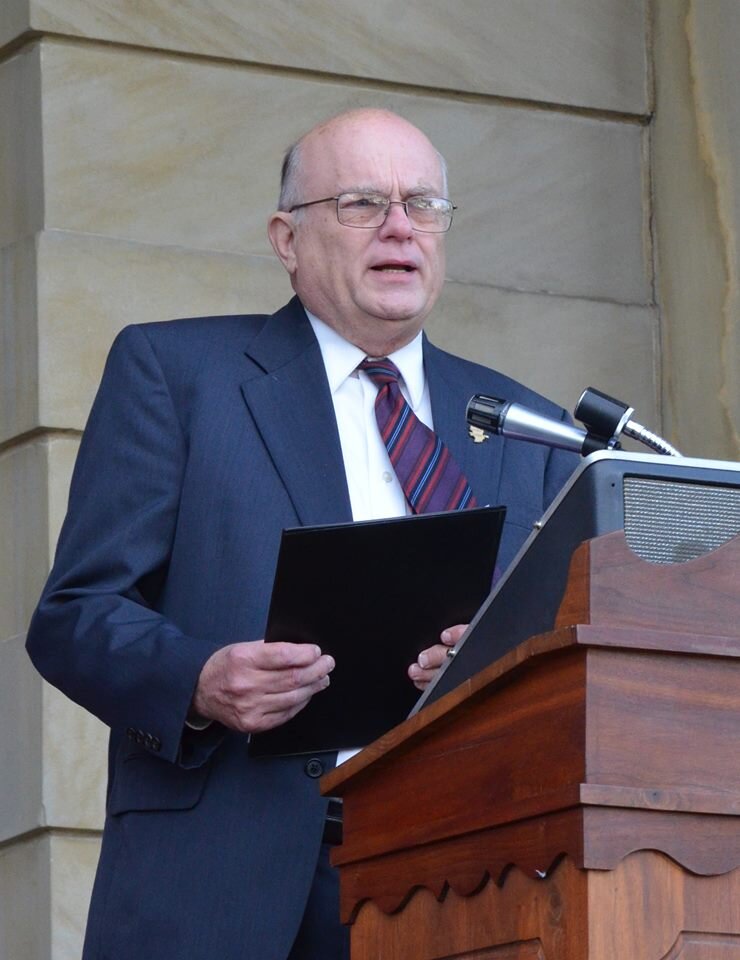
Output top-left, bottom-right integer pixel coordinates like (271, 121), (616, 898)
(337, 194), (453, 232)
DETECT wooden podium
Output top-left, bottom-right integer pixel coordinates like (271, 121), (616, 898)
(322, 530), (740, 959)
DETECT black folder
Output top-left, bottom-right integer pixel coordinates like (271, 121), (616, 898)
(249, 506), (504, 757)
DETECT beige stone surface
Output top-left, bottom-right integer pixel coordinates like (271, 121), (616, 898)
(0, 440), (49, 642)
(0, 435), (78, 640)
(429, 279), (659, 430)
(42, 682), (107, 832)
(24, 0), (647, 113)
(46, 436), (79, 549)
(0, 43), (43, 247)
(38, 39), (649, 304)
(35, 229), (291, 431)
(0, 833), (51, 960)
(0, 0), (30, 52)
(0, 831), (100, 960)
(653, 0), (740, 459)
(1, 235), (39, 444)
(49, 832), (100, 960)
(0, 633), (42, 843)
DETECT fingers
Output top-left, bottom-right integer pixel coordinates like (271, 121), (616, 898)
(408, 623), (469, 691)
(231, 641), (335, 694)
(440, 623), (467, 646)
(249, 640), (327, 670)
(408, 643), (447, 690)
(191, 640), (335, 734)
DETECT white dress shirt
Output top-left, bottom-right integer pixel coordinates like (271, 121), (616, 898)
(306, 311), (434, 522)
(306, 311), (433, 764)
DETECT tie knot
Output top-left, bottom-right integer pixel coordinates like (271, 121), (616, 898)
(359, 357), (401, 387)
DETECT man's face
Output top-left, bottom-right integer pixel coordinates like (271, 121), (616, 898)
(269, 112), (448, 356)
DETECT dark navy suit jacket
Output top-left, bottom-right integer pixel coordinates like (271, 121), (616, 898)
(27, 297), (577, 959)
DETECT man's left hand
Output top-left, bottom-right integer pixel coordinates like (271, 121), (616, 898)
(408, 624), (467, 691)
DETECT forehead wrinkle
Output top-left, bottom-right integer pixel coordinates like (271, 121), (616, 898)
(337, 183), (434, 194)
(337, 172), (443, 200)
(338, 178), (444, 197)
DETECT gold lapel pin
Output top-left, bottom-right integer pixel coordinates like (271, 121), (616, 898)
(468, 425), (490, 443)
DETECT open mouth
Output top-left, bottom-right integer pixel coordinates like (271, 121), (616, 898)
(371, 263), (416, 273)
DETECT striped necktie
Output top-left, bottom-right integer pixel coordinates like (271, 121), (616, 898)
(360, 357), (477, 514)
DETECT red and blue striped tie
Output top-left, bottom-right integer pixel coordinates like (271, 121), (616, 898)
(360, 357), (477, 514)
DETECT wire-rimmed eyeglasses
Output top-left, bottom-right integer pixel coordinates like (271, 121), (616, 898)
(288, 192), (456, 233)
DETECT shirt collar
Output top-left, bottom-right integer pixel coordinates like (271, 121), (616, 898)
(306, 310), (426, 408)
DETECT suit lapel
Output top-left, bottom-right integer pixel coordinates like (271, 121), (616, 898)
(240, 299), (352, 526)
(240, 302), (506, 521)
(423, 338), (505, 507)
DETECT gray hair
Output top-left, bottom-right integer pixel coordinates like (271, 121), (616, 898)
(278, 139), (305, 212)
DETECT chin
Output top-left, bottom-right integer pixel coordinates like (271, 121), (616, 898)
(370, 297), (430, 324)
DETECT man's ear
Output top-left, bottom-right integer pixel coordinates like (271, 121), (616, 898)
(268, 212), (298, 274)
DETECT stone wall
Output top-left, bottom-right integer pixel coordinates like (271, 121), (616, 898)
(0, 1), (734, 957)
(652, 0), (740, 458)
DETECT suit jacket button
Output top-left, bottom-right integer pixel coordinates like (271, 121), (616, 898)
(135, 730), (145, 745)
(151, 737), (162, 752)
(305, 758), (324, 778)
(126, 727), (136, 740)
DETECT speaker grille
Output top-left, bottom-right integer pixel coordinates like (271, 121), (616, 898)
(623, 476), (740, 563)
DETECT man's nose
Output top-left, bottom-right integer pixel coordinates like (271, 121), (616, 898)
(378, 201), (414, 240)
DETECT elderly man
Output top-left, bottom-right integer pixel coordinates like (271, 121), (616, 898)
(27, 108), (577, 960)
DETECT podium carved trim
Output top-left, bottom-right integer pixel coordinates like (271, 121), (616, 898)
(350, 852), (740, 960)
(337, 805), (740, 922)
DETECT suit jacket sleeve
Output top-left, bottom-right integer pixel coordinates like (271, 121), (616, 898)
(26, 324), (220, 765)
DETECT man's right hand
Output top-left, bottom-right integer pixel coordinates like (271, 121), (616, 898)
(190, 640), (334, 734)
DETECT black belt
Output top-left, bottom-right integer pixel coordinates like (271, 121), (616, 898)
(322, 798), (343, 846)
